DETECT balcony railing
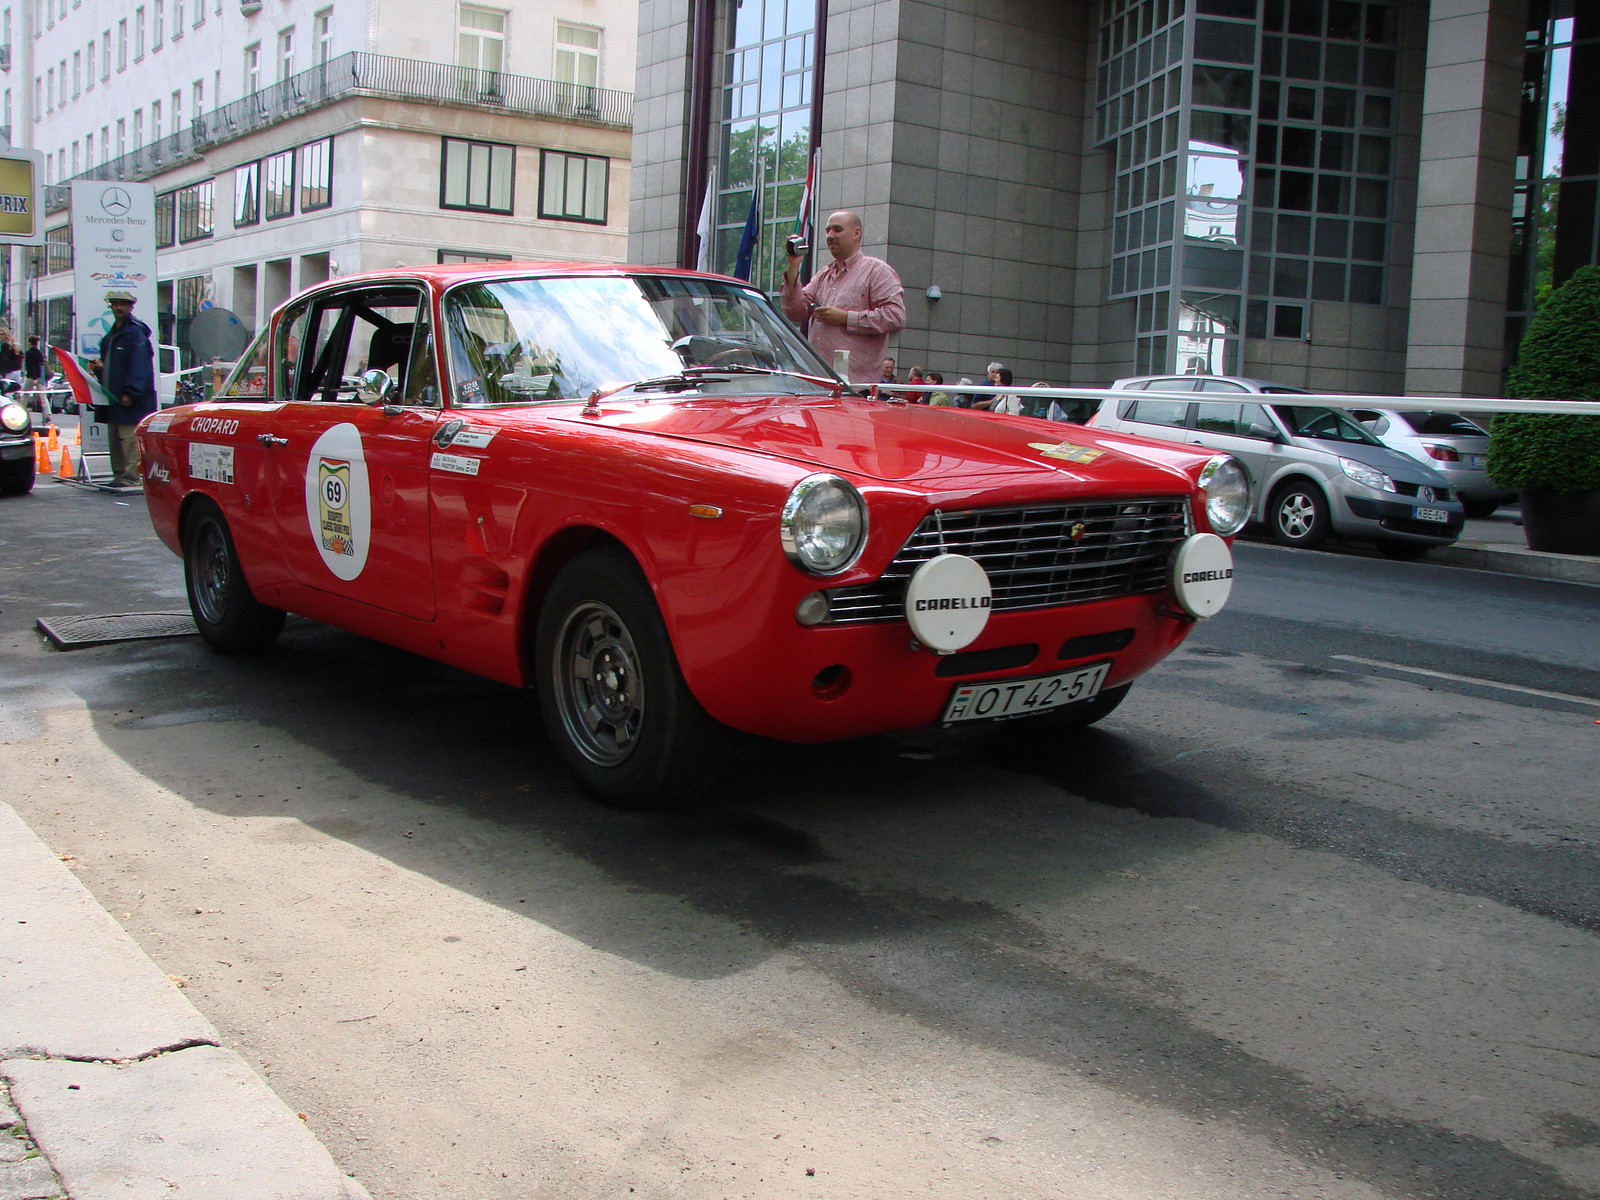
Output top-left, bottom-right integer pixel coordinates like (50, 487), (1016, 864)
(55, 51), (631, 199)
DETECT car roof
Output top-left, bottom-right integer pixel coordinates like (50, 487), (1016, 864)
(1110, 374), (1307, 392)
(289, 262), (755, 296)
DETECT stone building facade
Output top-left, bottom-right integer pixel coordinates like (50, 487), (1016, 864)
(629, 0), (1598, 397)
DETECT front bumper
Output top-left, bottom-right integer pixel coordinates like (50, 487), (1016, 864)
(1, 436), (34, 462)
(1342, 494), (1464, 542)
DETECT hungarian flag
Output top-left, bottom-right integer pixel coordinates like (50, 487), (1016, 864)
(52, 346), (116, 407)
(792, 149), (816, 246)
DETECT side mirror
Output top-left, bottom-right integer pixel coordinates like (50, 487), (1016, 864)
(1247, 424), (1285, 443)
(357, 369), (398, 408)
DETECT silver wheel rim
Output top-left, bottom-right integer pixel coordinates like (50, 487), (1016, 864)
(553, 601), (644, 767)
(192, 520), (230, 625)
(1278, 493), (1316, 540)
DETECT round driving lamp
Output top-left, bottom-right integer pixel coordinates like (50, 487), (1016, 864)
(779, 474), (868, 576)
(0, 402), (28, 433)
(1198, 455), (1250, 536)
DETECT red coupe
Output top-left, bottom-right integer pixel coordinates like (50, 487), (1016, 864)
(139, 265), (1248, 807)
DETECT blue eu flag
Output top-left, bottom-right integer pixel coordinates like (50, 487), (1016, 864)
(732, 190), (760, 281)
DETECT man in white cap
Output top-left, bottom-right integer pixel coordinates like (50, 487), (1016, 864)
(87, 288), (156, 488)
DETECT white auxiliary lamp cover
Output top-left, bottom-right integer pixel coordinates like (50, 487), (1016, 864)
(904, 553), (993, 653)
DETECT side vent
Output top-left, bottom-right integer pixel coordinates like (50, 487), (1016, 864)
(461, 562), (511, 616)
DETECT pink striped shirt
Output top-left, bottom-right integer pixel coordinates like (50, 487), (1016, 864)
(780, 251), (906, 384)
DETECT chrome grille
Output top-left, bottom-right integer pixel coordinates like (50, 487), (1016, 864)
(823, 497), (1191, 624)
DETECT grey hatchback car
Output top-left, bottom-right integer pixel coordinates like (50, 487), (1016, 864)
(1089, 379), (1464, 559)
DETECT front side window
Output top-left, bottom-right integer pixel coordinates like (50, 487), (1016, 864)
(440, 136), (513, 213)
(1129, 398), (1192, 427)
(442, 273), (832, 408)
(539, 150), (607, 223)
(1272, 405), (1383, 444)
(264, 148), (294, 218)
(300, 137), (331, 210)
(291, 287), (433, 405)
(234, 160), (259, 225)
(219, 326), (272, 397)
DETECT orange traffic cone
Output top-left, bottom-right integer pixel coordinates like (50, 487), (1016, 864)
(45, 423), (58, 451)
(34, 434), (51, 473)
(73, 423), (81, 445)
(57, 443), (73, 478)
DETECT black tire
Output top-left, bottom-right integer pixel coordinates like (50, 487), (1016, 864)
(1002, 682), (1131, 734)
(0, 459), (35, 497)
(1376, 540), (1429, 561)
(183, 499), (285, 653)
(1268, 479), (1331, 550)
(535, 546), (726, 810)
(1461, 498), (1498, 519)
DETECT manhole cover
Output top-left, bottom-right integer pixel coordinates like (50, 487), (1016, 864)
(37, 612), (198, 649)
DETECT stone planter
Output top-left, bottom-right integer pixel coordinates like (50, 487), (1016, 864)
(1520, 487), (1600, 556)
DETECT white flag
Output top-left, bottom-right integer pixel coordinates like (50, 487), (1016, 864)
(695, 168), (716, 273)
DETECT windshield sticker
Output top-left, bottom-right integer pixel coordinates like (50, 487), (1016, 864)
(458, 377), (485, 402)
(146, 413), (173, 433)
(431, 451), (482, 476)
(448, 427), (497, 449)
(1029, 441), (1106, 464)
(303, 423), (371, 582)
(188, 443), (235, 484)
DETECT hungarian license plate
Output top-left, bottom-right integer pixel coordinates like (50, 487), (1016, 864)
(941, 661), (1111, 724)
(1413, 506), (1450, 523)
(1463, 453), (1486, 468)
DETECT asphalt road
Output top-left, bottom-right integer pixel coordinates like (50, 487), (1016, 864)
(1, 480), (1596, 1200)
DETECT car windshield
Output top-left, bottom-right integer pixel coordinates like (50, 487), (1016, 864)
(1397, 410), (1486, 436)
(1271, 405), (1384, 445)
(442, 274), (836, 406)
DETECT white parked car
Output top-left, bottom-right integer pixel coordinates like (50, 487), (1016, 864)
(1343, 407), (1516, 518)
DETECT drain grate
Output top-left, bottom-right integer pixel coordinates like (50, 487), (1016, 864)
(37, 612), (198, 649)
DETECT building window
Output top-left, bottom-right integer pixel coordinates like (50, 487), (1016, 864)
(177, 178), (213, 241)
(44, 66), (50, 111)
(154, 191), (174, 248)
(116, 117), (125, 155)
(69, 139), (77, 175)
(439, 136), (513, 213)
(45, 224), (71, 274)
(117, 19), (127, 70)
(153, 0), (163, 49)
(134, 7), (144, 60)
(712, 0), (817, 290)
(244, 43), (260, 93)
(457, 6), (504, 73)
(172, 0), (182, 37)
(71, 49), (79, 96)
(539, 149), (607, 223)
(277, 26), (294, 81)
(101, 30), (110, 79)
(300, 136), (331, 209)
(152, 98), (161, 142)
(133, 108), (142, 146)
(86, 42), (94, 90)
(234, 160), (259, 225)
(555, 22), (600, 87)
(315, 7), (332, 64)
(85, 132), (93, 168)
(264, 147), (294, 218)
(437, 249), (512, 263)
(192, 79), (202, 118)
(32, 76), (39, 119)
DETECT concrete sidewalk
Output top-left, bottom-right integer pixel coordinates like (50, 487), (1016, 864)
(1430, 507), (1599, 586)
(0, 801), (368, 1200)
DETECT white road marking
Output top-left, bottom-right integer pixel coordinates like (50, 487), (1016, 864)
(1331, 654), (1600, 707)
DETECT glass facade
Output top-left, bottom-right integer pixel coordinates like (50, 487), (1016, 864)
(1506, 1), (1600, 365)
(713, 0), (817, 294)
(1097, 0), (1397, 374)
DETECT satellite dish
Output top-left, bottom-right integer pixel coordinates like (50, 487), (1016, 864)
(185, 306), (254, 363)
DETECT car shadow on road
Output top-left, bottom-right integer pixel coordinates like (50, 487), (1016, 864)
(51, 623), (1594, 1200)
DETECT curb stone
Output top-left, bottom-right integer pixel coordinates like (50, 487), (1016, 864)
(0, 802), (369, 1200)
(1429, 539), (1600, 586)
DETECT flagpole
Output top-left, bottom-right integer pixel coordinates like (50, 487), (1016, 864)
(755, 151), (766, 292)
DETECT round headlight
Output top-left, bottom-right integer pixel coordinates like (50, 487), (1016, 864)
(780, 474), (868, 575)
(0, 402), (27, 433)
(1198, 455), (1250, 536)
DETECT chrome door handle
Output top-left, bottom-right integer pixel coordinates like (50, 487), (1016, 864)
(257, 434), (288, 447)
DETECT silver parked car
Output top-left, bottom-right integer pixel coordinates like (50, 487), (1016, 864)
(1344, 407), (1516, 518)
(1090, 377), (1464, 559)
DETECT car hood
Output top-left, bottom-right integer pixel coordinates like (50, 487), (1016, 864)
(552, 396), (1205, 494)
(1290, 435), (1451, 487)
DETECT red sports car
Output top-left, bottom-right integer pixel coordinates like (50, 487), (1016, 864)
(139, 265), (1248, 808)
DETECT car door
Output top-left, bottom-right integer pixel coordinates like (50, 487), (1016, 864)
(265, 283), (441, 620)
(1190, 399), (1281, 497)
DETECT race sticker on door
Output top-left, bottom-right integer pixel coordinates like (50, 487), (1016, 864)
(304, 423), (371, 581)
(430, 451), (482, 476)
(187, 443), (234, 484)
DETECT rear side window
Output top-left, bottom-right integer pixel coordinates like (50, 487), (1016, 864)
(1398, 411), (1485, 436)
(1197, 379), (1248, 392)
(1129, 399), (1191, 428)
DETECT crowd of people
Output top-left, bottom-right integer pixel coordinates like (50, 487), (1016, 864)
(873, 359), (1090, 423)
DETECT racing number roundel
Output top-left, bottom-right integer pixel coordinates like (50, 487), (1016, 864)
(304, 423), (372, 581)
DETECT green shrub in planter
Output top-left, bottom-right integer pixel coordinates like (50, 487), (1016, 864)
(1490, 265), (1600, 494)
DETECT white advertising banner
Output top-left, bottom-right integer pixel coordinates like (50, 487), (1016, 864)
(70, 181), (158, 357)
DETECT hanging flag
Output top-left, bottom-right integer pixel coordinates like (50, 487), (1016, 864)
(792, 149), (816, 245)
(52, 346), (116, 408)
(695, 167), (717, 273)
(732, 173), (761, 282)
